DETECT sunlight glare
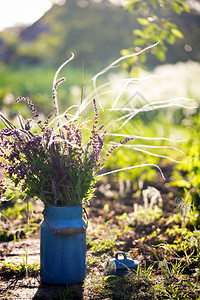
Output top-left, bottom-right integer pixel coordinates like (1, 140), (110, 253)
(0, 0), (53, 31)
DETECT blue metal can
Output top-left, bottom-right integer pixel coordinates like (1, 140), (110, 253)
(40, 205), (86, 284)
(103, 251), (139, 276)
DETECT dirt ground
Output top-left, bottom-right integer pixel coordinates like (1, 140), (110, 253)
(0, 176), (198, 299)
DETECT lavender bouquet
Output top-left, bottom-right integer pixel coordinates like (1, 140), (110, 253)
(0, 60), (133, 206)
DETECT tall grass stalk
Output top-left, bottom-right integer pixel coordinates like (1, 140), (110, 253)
(52, 45), (196, 179)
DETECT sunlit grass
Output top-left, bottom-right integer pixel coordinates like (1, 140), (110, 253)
(0, 64), (93, 118)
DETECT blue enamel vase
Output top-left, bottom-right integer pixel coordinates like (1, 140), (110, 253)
(40, 205), (86, 284)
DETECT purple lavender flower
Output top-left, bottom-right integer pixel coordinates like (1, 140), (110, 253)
(105, 137), (134, 158)
(92, 98), (99, 123)
(15, 97), (39, 120)
(0, 85), (134, 206)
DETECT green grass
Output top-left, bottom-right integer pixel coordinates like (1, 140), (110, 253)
(0, 63), (93, 118)
(0, 256), (39, 277)
(0, 199), (41, 241)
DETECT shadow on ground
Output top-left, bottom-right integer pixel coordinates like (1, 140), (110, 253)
(33, 281), (84, 299)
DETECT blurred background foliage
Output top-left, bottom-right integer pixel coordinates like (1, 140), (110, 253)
(0, 0), (200, 70)
(0, 0), (199, 115)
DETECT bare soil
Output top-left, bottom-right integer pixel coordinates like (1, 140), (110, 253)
(0, 176), (199, 299)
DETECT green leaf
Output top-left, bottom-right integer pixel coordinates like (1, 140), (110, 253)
(181, 2), (190, 13)
(171, 2), (182, 14)
(133, 29), (145, 38)
(139, 53), (147, 63)
(167, 34), (176, 45)
(154, 50), (166, 61)
(160, 30), (169, 40)
(134, 38), (146, 46)
(176, 0), (190, 13)
(150, 0), (158, 9)
(173, 179), (191, 188)
(125, 0), (141, 11)
(137, 18), (150, 26)
(171, 28), (184, 39)
(120, 49), (131, 56)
